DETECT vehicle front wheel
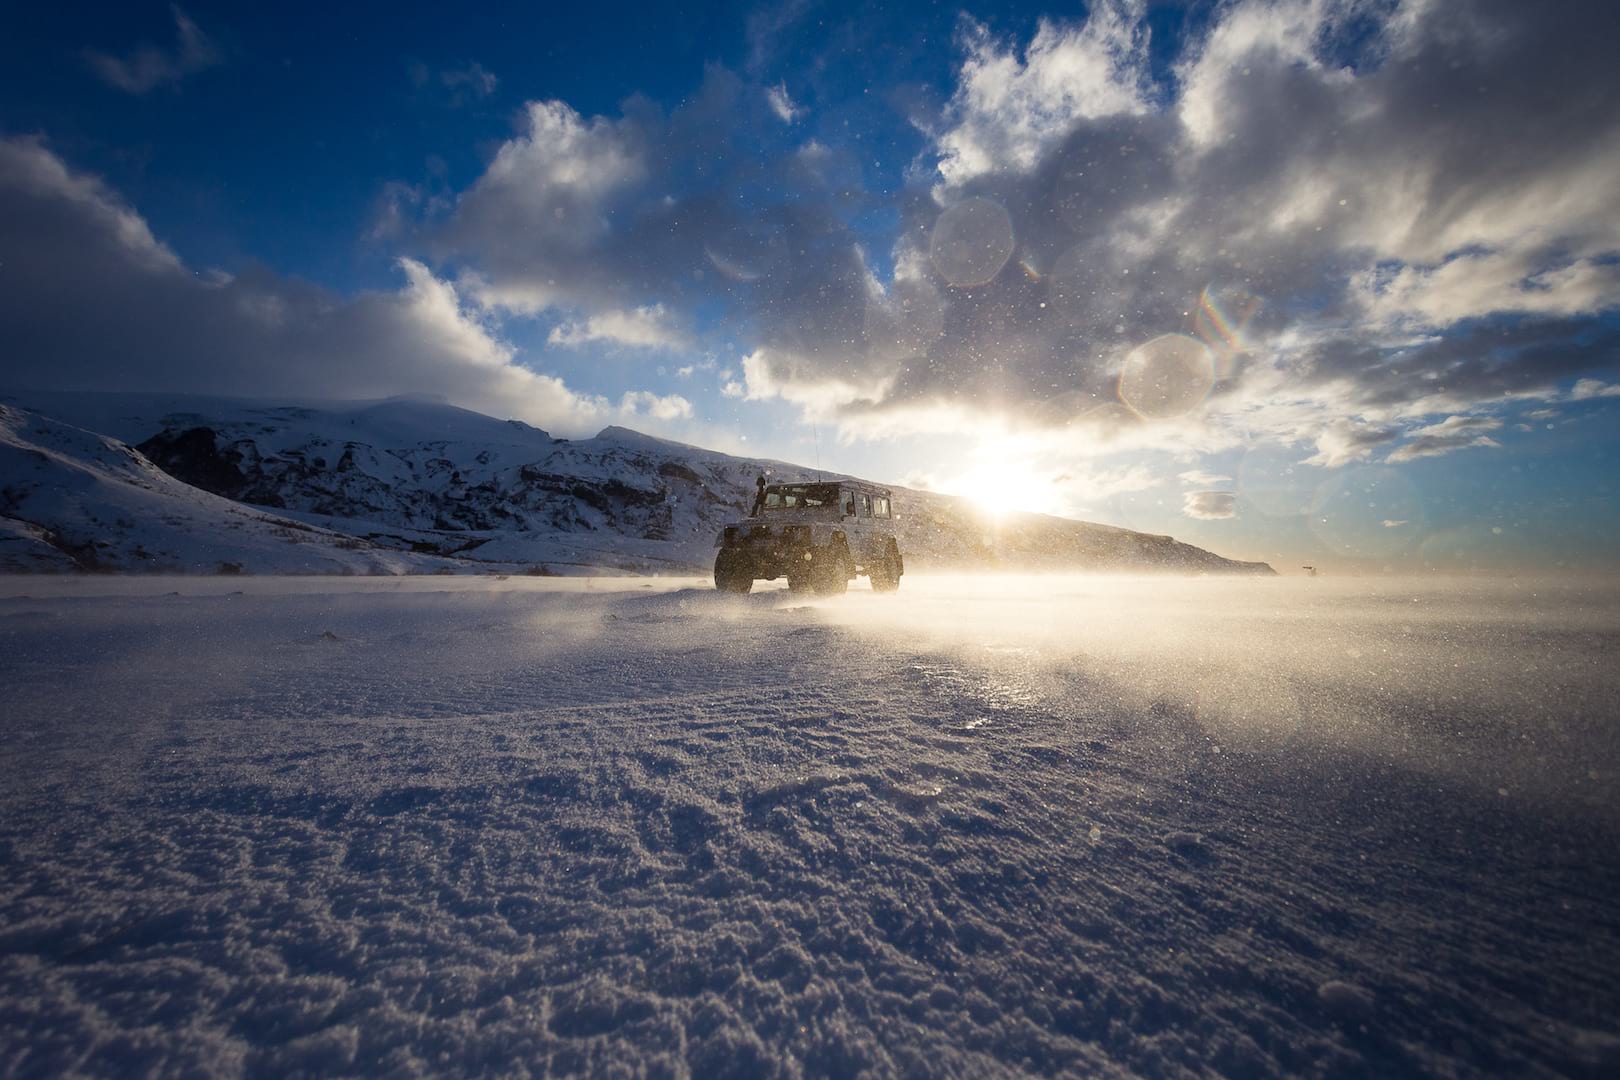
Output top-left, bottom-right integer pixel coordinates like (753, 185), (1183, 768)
(714, 550), (753, 593)
(811, 546), (850, 595)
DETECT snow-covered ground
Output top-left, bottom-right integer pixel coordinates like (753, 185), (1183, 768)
(2, 574), (1616, 1076)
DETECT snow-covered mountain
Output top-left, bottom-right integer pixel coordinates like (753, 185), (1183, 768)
(1, 392), (1274, 575)
(0, 404), (457, 574)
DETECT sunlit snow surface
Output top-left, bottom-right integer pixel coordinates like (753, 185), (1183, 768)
(2, 574), (1617, 1076)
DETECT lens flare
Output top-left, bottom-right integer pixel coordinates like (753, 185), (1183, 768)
(930, 197), (1015, 287)
(704, 243), (763, 283)
(1074, 401), (1140, 438)
(1046, 243), (1110, 326)
(703, 219), (786, 283)
(1117, 334), (1215, 420)
(1418, 526), (1505, 570)
(1236, 444), (1315, 518)
(1194, 282), (1262, 376)
(1306, 467), (1425, 559)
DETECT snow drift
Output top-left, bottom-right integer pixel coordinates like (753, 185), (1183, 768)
(0, 574), (1614, 1074)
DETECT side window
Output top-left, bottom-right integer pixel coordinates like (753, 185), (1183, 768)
(765, 492), (781, 508)
(875, 497), (891, 519)
(860, 493), (873, 517)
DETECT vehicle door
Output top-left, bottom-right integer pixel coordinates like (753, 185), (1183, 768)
(850, 490), (880, 564)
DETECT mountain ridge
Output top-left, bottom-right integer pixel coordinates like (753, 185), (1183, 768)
(0, 392), (1275, 576)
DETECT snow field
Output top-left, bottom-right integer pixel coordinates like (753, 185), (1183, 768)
(1, 575), (1617, 1076)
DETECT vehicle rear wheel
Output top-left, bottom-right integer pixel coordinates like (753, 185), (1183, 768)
(714, 550), (753, 593)
(870, 545), (902, 592)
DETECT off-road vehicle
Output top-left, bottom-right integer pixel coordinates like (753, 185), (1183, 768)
(714, 479), (904, 594)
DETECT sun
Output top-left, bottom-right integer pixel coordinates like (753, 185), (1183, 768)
(948, 460), (1064, 521)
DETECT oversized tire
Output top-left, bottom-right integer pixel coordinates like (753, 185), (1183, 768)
(870, 543), (902, 592)
(811, 545), (850, 595)
(714, 549), (753, 593)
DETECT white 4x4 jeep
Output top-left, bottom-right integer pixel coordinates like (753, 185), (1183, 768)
(714, 479), (904, 594)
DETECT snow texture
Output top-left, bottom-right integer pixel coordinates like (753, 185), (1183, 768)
(2, 392), (1273, 576)
(2, 573), (1616, 1076)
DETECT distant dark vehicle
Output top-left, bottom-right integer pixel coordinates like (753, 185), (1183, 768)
(714, 479), (904, 594)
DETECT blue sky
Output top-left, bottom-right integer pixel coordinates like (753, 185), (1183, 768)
(2, 0), (1618, 571)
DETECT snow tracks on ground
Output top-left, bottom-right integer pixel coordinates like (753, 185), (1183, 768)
(1, 578), (1617, 1076)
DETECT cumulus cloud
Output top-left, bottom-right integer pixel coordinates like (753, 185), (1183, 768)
(607, 0), (1616, 472)
(547, 304), (687, 350)
(0, 137), (614, 435)
(318, 0), (1620, 475)
(1183, 491), (1237, 520)
(428, 66), (941, 418)
(618, 391), (693, 421)
(86, 5), (221, 94)
(441, 99), (646, 314)
(933, 4), (1150, 188)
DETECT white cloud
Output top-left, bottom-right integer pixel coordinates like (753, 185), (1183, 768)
(737, 347), (897, 415)
(1175, 0), (1335, 148)
(487, 101), (640, 196)
(86, 5), (221, 94)
(0, 137), (612, 435)
(384, 1), (1620, 473)
(934, 4), (1150, 188)
(834, 0), (1620, 469)
(1178, 469), (1231, 487)
(1302, 421), (1399, 468)
(1183, 491), (1237, 520)
(766, 83), (802, 123)
(440, 100), (645, 313)
(1356, 251), (1620, 328)
(1571, 378), (1620, 401)
(0, 136), (181, 275)
(547, 304), (687, 350)
(618, 391), (693, 421)
(1385, 415), (1503, 463)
